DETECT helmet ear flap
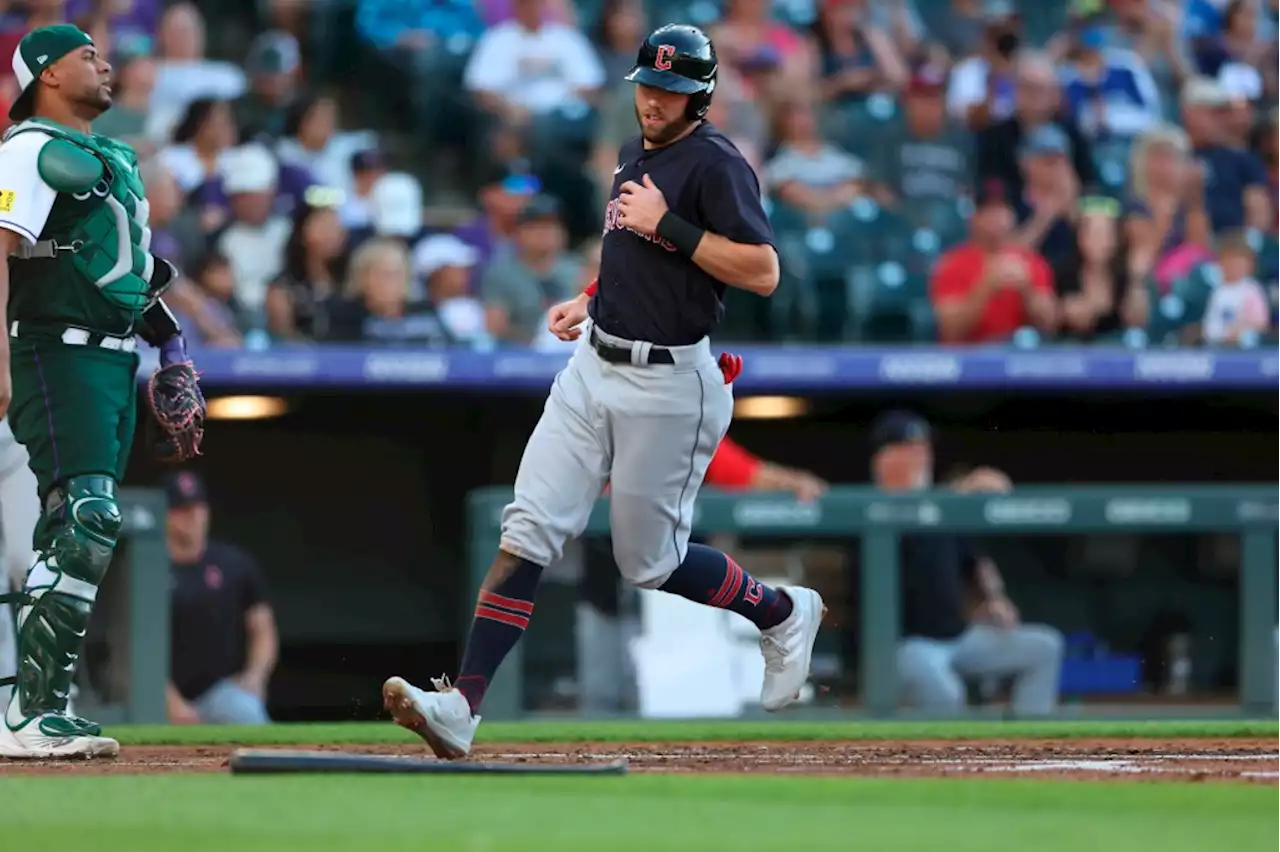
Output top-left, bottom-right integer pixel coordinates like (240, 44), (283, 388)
(686, 78), (715, 120)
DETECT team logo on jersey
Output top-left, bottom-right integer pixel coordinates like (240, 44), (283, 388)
(603, 196), (676, 252)
(0, 190), (14, 213)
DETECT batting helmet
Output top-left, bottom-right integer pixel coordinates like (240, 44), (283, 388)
(625, 24), (718, 121)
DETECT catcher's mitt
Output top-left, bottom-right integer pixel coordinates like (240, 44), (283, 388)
(146, 361), (205, 463)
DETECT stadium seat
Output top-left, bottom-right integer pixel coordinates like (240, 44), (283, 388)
(1091, 138), (1132, 196)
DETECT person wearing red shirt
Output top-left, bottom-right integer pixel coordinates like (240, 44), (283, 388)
(705, 435), (827, 501)
(930, 179), (1059, 344)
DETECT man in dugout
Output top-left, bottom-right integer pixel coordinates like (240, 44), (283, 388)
(869, 409), (1065, 717)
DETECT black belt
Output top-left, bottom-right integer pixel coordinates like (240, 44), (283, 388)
(590, 327), (675, 365)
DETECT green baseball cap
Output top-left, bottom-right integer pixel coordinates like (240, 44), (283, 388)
(9, 24), (96, 122)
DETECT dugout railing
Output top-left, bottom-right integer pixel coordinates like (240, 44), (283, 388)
(466, 485), (1279, 721)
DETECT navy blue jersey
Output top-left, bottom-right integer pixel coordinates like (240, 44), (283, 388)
(590, 122), (774, 346)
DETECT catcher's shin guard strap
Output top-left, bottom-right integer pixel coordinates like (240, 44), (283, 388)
(13, 476), (120, 717)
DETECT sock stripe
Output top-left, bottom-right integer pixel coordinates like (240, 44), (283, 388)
(479, 590), (535, 615)
(475, 604), (530, 630)
(709, 560), (744, 608)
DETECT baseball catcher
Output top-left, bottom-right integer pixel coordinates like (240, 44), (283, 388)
(0, 24), (204, 759)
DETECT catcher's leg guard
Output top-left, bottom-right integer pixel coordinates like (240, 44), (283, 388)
(6, 475), (120, 732)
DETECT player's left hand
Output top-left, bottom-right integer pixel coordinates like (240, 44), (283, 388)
(617, 173), (668, 237)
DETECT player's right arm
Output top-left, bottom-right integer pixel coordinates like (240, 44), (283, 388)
(0, 131), (59, 419)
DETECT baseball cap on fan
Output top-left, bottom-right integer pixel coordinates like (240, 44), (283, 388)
(9, 24), (95, 122)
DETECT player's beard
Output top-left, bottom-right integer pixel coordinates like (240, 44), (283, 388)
(75, 83), (113, 117)
(635, 106), (693, 147)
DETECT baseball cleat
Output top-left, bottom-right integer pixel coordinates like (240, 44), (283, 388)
(759, 585), (826, 711)
(0, 701), (119, 759)
(383, 675), (479, 760)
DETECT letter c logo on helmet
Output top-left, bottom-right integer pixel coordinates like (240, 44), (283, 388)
(625, 23), (719, 121)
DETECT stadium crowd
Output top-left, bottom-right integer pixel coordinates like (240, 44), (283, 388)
(1, 0), (1275, 348)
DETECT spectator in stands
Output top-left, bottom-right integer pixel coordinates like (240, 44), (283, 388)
(172, 251), (247, 348)
(531, 236), (600, 351)
(166, 471), (277, 725)
(1060, 20), (1163, 140)
(454, 162), (541, 287)
(142, 160), (203, 272)
(93, 52), (156, 152)
(764, 101), (864, 221)
(712, 0), (814, 100)
(1200, 229), (1271, 344)
(1124, 124), (1212, 283)
(353, 172), (428, 254)
(930, 179), (1059, 344)
(593, 0), (645, 83)
(870, 410), (1064, 719)
(1218, 64), (1264, 149)
(701, 68), (768, 175)
(1196, 0), (1273, 73)
(1180, 77), (1271, 232)
(159, 97), (238, 197)
(215, 143), (292, 319)
(149, 2), (246, 143)
(946, 3), (1022, 130)
(462, 0), (605, 141)
(266, 198), (348, 341)
(1051, 0), (1192, 98)
(867, 63), (971, 207)
(232, 30), (303, 140)
(276, 93), (350, 192)
(339, 148), (389, 231)
(976, 50), (1097, 200)
(1012, 125), (1081, 267)
(1054, 196), (1149, 340)
(331, 238), (458, 345)
(411, 234), (490, 346)
(482, 194), (580, 345)
(812, 0), (907, 107)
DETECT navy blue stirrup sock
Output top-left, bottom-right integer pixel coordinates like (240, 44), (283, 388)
(456, 557), (543, 713)
(658, 543), (793, 630)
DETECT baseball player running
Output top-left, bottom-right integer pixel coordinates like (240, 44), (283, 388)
(0, 25), (205, 759)
(384, 24), (825, 758)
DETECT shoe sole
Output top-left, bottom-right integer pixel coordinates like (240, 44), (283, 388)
(762, 590), (827, 712)
(381, 677), (468, 760)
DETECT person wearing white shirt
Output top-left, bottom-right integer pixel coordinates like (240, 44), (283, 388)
(157, 97), (237, 195)
(215, 144), (292, 316)
(1202, 231), (1271, 345)
(147, 2), (247, 144)
(463, 0), (605, 122)
(413, 235), (491, 346)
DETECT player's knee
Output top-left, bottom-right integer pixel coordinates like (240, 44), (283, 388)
(610, 538), (675, 590)
(64, 476), (123, 546)
(499, 501), (565, 568)
(46, 476), (120, 585)
(1023, 625), (1065, 664)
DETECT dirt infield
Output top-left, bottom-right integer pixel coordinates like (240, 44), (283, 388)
(2, 738), (1276, 782)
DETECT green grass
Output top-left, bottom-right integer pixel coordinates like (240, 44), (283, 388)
(7, 721), (1276, 850)
(110, 717), (1280, 746)
(1, 775), (1273, 852)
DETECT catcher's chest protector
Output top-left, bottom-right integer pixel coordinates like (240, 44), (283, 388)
(5, 119), (153, 334)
